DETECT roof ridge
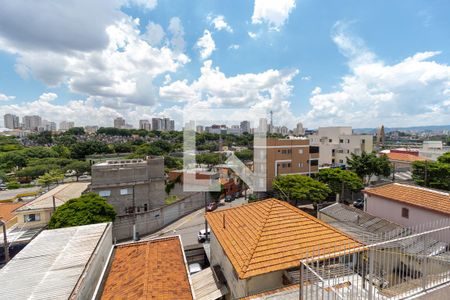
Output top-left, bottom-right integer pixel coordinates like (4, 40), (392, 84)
(242, 200), (277, 274)
(392, 183), (450, 196)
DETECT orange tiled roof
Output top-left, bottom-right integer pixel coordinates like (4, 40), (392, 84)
(364, 183), (450, 216)
(205, 199), (362, 279)
(101, 236), (194, 300)
(384, 152), (427, 163)
(0, 202), (24, 222)
(240, 284), (299, 299)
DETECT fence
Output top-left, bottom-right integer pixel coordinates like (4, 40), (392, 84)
(299, 218), (450, 300)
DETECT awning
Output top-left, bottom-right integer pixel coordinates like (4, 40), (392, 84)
(191, 267), (228, 300)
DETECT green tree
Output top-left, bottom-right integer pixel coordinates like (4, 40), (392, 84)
(164, 156), (183, 170)
(28, 131), (53, 145)
(48, 193), (116, 229)
(16, 164), (55, 181)
(316, 168), (363, 200)
(64, 161), (91, 181)
(0, 152), (27, 169)
(347, 152), (392, 185)
(70, 141), (112, 159)
(412, 160), (450, 190)
(52, 145), (71, 158)
(437, 152), (450, 164)
(273, 174), (331, 206)
(235, 149), (253, 162)
(38, 169), (64, 189)
(65, 127), (85, 135)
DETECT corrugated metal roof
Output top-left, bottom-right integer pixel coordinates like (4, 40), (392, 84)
(0, 223), (109, 300)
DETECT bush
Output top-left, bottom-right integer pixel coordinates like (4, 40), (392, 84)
(7, 181), (21, 189)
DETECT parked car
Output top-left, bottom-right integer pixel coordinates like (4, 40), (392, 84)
(0, 184), (7, 191)
(189, 263), (202, 275)
(353, 199), (364, 209)
(197, 228), (211, 243)
(206, 202), (218, 212)
(224, 195), (235, 202)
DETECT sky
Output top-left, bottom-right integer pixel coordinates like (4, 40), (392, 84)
(1, 0), (450, 129)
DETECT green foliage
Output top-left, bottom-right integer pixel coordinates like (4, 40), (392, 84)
(135, 140), (173, 156)
(27, 157), (72, 167)
(0, 152), (28, 169)
(28, 131), (53, 145)
(196, 153), (224, 166)
(22, 146), (59, 159)
(54, 134), (77, 147)
(38, 169), (64, 187)
(412, 160), (450, 190)
(6, 181), (21, 189)
(70, 140), (112, 159)
(234, 149), (253, 161)
(16, 164), (56, 180)
(48, 193), (116, 229)
(165, 195), (179, 205)
(273, 174), (331, 205)
(347, 152), (392, 184)
(52, 145), (71, 158)
(64, 160), (90, 180)
(316, 168), (364, 194)
(164, 156), (183, 170)
(65, 127), (85, 135)
(437, 152), (450, 164)
(0, 136), (23, 152)
(97, 127), (131, 136)
(112, 142), (134, 153)
(165, 174), (182, 195)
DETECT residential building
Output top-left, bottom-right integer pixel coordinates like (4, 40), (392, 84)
(0, 223), (112, 299)
(22, 115), (42, 131)
(240, 120), (251, 133)
(364, 183), (450, 227)
(39, 119), (56, 132)
(151, 117), (162, 131)
(196, 125), (204, 133)
(294, 122), (305, 136)
(258, 118), (268, 133)
(139, 119), (151, 130)
(59, 120), (75, 131)
(3, 114), (19, 129)
(380, 150), (428, 180)
(97, 236), (194, 299)
(205, 198), (361, 299)
(376, 124), (386, 146)
(419, 141), (450, 161)
(0, 202), (24, 232)
(280, 125), (288, 135)
(255, 137), (319, 190)
(170, 119), (175, 131)
(163, 117), (171, 131)
(308, 126), (373, 166)
(227, 125), (241, 135)
(14, 182), (89, 229)
(85, 125), (99, 134)
(90, 157), (166, 216)
(113, 117), (126, 129)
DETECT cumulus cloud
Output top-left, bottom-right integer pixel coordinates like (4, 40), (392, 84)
(208, 15), (233, 33)
(303, 22), (450, 127)
(251, 0), (296, 30)
(123, 0), (158, 10)
(0, 93), (15, 101)
(196, 30), (216, 60)
(168, 17), (186, 52)
(143, 21), (165, 46)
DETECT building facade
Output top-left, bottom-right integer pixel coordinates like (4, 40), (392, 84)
(240, 120), (251, 133)
(3, 114), (19, 129)
(59, 121), (75, 131)
(139, 119), (151, 130)
(309, 126), (373, 166)
(22, 115), (42, 131)
(90, 157), (166, 216)
(113, 117), (126, 129)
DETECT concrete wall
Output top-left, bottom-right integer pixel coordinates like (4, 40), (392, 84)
(112, 192), (208, 241)
(365, 194), (448, 228)
(15, 208), (52, 229)
(70, 223), (113, 300)
(247, 271), (284, 296)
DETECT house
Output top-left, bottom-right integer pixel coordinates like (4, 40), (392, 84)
(308, 126), (373, 167)
(364, 183), (450, 227)
(381, 150), (428, 179)
(205, 198), (361, 299)
(0, 202), (24, 232)
(97, 236), (195, 300)
(0, 223), (112, 299)
(14, 182), (89, 229)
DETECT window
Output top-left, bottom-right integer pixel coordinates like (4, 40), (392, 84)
(299, 163), (304, 168)
(309, 146), (319, 153)
(298, 149), (303, 154)
(310, 159), (319, 166)
(329, 139), (332, 143)
(24, 213), (40, 222)
(120, 188), (131, 195)
(339, 139), (344, 143)
(99, 190), (111, 197)
(402, 207), (409, 219)
(144, 204), (148, 211)
(339, 159), (344, 163)
(347, 139), (350, 143)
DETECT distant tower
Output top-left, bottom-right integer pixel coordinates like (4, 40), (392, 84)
(376, 125), (386, 146)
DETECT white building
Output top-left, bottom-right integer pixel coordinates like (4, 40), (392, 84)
(85, 125), (98, 134)
(419, 141), (450, 161)
(294, 122), (305, 136)
(151, 118), (162, 131)
(196, 125), (204, 133)
(22, 115), (42, 131)
(3, 114), (19, 129)
(113, 117), (126, 129)
(240, 120), (251, 133)
(309, 126), (373, 166)
(139, 119), (151, 130)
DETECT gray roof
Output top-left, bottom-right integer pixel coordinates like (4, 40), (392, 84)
(0, 223), (110, 300)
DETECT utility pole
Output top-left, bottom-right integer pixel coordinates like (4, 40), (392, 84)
(204, 192), (209, 241)
(1, 220), (9, 264)
(424, 160), (428, 186)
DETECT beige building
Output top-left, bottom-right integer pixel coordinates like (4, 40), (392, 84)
(309, 126), (373, 166)
(255, 138), (319, 190)
(14, 182), (89, 229)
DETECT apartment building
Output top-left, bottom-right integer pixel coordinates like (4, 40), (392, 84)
(22, 115), (42, 131)
(113, 117), (126, 129)
(59, 120), (74, 131)
(138, 119), (151, 130)
(309, 126), (373, 166)
(255, 137), (319, 190)
(240, 120), (251, 133)
(90, 157), (166, 216)
(3, 114), (19, 129)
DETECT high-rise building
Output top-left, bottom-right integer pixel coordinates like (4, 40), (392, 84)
(3, 114), (19, 129)
(280, 126), (288, 136)
(22, 115), (42, 131)
(151, 118), (162, 131)
(294, 122), (305, 136)
(85, 125), (99, 134)
(258, 118), (268, 133)
(196, 125), (204, 133)
(113, 117), (126, 129)
(59, 121), (75, 131)
(240, 120), (251, 133)
(139, 120), (151, 130)
(40, 120), (57, 132)
(169, 120), (175, 131)
(163, 118), (170, 131)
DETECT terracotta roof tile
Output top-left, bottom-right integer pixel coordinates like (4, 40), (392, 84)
(384, 152), (428, 162)
(101, 236), (194, 300)
(0, 202), (24, 222)
(364, 183), (450, 216)
(240, 284), (299, 299)
(205, 199), (362, 279)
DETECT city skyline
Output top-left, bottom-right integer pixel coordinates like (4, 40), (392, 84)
(0, 1), (450, 129)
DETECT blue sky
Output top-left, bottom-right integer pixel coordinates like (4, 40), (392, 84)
(1, 0), (450, 129)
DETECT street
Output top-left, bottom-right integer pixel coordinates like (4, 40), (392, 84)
(141, 196), (248, 246)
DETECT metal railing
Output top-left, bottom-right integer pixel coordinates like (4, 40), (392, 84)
(299, 218), (450, 300)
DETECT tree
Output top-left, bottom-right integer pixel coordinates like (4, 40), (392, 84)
(0, 152), (27, 169)
(16, 164), (55, 181)
(316, 168), (363, 201)
(412, 160), (450, 190)
(70, 140), (112, 159)
(235, 149), (253, 162)
(48, 193), (116, 229)
(347, 152), (391, 185)
(65, 127), (85, 135)
(38, 169), (64, 189)
(28, 131), (53, 145)
(64, 161), (90, 181)
(272, 174), (331, 206)
(437, 152), (450, 164)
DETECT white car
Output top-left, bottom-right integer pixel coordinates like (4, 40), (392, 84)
(197, 228), (211, 242)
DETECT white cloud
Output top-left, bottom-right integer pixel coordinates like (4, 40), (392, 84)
(303, 22), (450, 128)
(0, 93), (15, 101)
(196, 30), (216, 60)
(143, 22), (165, 46)
(248, 31), (258, 39)
(123, 0), (158, 10)
(251, 0), (296, 30)
(168, 17), (186, 52)
(208, 15), (233, 33)
(228, 44), (240, 50)
(301, 76), (311, 81)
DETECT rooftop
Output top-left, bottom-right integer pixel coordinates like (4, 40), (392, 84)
(101, 236), (194, 300)
(205, 198), (362, 279)
(16, 182), (89, 212)
(0, 223), (110, 299)
(364, 183), (450, 216)
(384, 152), (428, 162)
(0, 202), (24, 222)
